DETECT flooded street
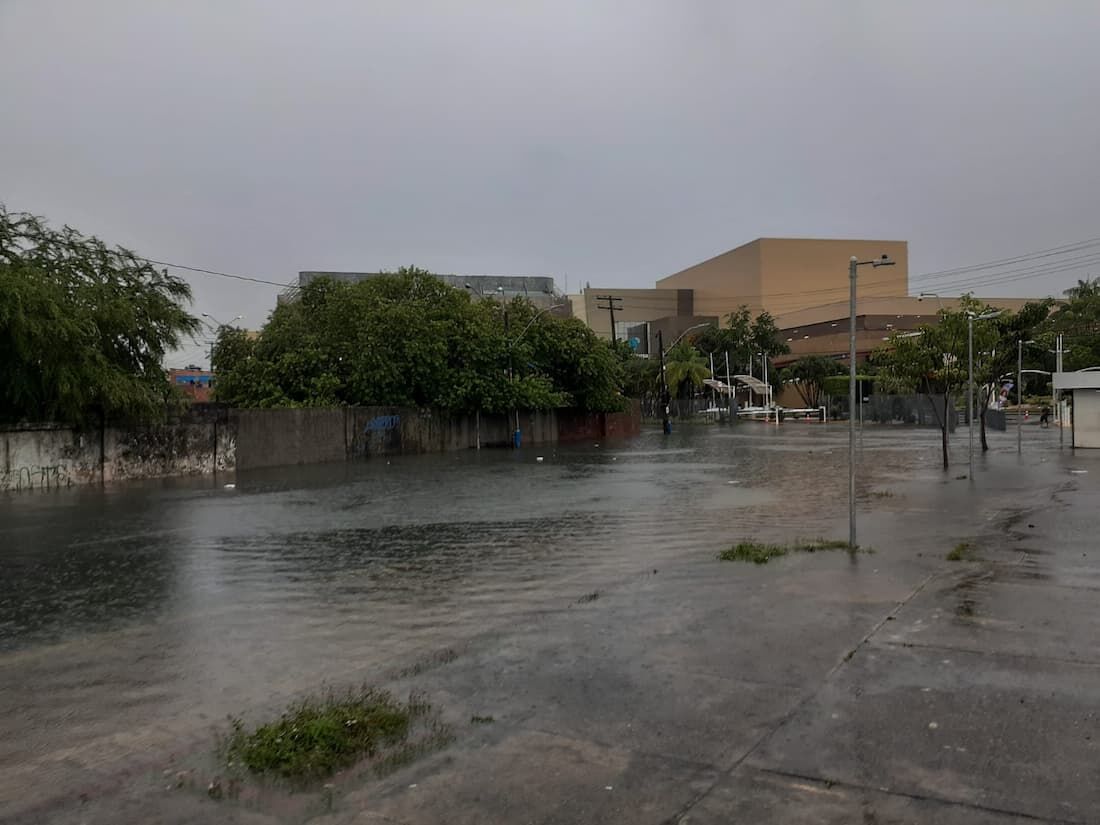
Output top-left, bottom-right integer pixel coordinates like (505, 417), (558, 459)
(2, 424), (1097, 824)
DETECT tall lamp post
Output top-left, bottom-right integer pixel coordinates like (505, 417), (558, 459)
(1017, 338), (1035, 454)
(657, 322), (712, 436)
(848, 254), (894, 550)
(201, 313), (243, 369)
(966, 309), (1001, 478)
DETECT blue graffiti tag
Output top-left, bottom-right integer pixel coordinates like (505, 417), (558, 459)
(365, 415), (400, 433)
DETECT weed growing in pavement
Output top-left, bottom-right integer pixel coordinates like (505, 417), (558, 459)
(719, 538), (860, 565)
(946, 542), (977, 561)
(223, 687), (433, 783)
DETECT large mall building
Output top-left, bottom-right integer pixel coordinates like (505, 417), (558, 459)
(570, 237), (1032, 365)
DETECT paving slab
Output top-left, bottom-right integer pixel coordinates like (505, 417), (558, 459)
(748, 643), (1100, 823)
(330, 729), (719, 825)
(882, 568), (1100, 665)
(681, 766), (1052, 824)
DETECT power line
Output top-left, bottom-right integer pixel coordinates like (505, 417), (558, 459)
(142, 257), (293, 288)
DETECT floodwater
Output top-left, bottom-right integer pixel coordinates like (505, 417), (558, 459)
(0, 422), (1081, 823)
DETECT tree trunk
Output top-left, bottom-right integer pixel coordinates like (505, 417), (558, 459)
(941, 393), (950, 470)
(979, 386), (989, 452)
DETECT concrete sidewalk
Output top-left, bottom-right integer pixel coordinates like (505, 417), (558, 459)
(319, 464), (1100, 824)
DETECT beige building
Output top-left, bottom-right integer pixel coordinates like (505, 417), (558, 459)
(582, 237), (1042, 362)
(656, 237), (910, 320)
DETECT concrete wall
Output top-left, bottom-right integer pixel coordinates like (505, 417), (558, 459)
(1073, 391), (1100, 448)
(1, 406), (234, 492)
(2, 403), (642, 490)
(558, 402), (642, 443)
(235, 406), (565, 470)
(234, 407), (349, 470)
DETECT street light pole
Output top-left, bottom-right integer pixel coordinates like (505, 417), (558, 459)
(201, 313), (242, 369)
(1017, 337), (1023, 455)
(848, 257), (857, 549)
(657, 330), (671, 435)
(848, 254), (895, 550)
(968, 315), (974, 477)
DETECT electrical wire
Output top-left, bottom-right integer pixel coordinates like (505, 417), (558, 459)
(143, 257), (294, 288)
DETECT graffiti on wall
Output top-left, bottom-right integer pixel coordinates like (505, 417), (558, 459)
(0, 465), (72, 492)
(365, 415), (401, 433)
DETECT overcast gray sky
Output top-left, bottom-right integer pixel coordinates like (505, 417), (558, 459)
(3, 1), (1099, 366)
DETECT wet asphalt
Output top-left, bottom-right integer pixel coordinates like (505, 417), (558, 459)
(1, 422), (1097, 824)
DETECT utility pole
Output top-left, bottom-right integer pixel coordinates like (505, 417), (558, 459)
(848, 253), (895, 550)
(657, 330), (672, 435)
(1057, 333), (1064, 448)
(1017, 338), (1023, 455)
(725, 350), (734, 423)
(596, 295), (623, 343)
(848, 257), (858, 550)
(709, 352), (716, 410)
(968, 315), (974, 478)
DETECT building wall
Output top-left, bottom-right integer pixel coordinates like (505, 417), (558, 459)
(581, 288), (684, 339)
(1073, 392), (1100, 448)
(774, 295), (1035, 330)
(759, 238), (908, 317)
(656, 239), (762, 299)
(775, 297), (1041, 364)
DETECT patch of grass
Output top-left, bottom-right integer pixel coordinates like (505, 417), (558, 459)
(869, 489), (895, 499)
(224, 687), (429, 782)
(397, 648), (458, 678)
(470, 714), (495, 725)
(718, 538), (858, 565)
(372, 722), (454, 778)
(946, 541), (976, 561)
(576, 590), (601, 604)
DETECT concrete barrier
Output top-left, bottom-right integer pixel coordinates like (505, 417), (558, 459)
(2, 402), (642, 490)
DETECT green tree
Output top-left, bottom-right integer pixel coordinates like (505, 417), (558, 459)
(213, 271), (625, 414)
(693, 305), (789, 380)
(972, 300), (1053, 450)
(872, 296), (1023, 469)
(1037, 278), (1100, 372)
(780, 355), (845, 409)
(621, 356), (660, 400)
(663, 343), (710, 399)
(873, 310), (969, 470)
(0, 206), (199, 425)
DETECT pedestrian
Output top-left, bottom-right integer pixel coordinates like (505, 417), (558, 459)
(1040, 405), (1051, 428)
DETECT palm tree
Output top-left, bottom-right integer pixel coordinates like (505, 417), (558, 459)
(664, 343), (710, 398)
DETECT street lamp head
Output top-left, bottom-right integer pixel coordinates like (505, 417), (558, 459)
(850, 255), (858, 262)
(871, 254), (895, 268)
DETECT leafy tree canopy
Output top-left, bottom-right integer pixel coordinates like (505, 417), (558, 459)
(780, 355), (846, 408)
(663, 342), (710, 399)
(0, 206), (199, 425)
(1037, 278), (1100, 371)
(213, 269), (626, 413)
(693, 305), (789, 370)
